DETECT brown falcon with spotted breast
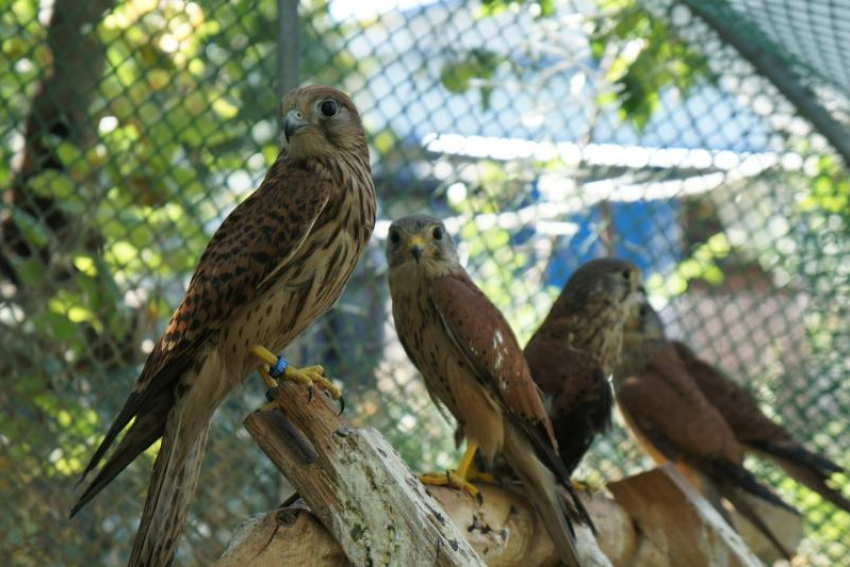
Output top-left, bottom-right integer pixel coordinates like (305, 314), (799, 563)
(615, 298), (799, 558)
(71, 86), (376, 566)
(386, 214), (591, 567)
(637, 303), (850, 514)
(525, 258), (642, 475)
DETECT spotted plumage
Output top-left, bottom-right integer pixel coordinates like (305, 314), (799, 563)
(386, 214), (590, 567)
(525, 258), (642, 474)
(71, 85), (375, 567)
(636, 306), (850, 514)
(615, 299), (799, 559)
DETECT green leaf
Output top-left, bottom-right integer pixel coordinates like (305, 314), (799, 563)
(10, 208), (49, 247)
(16, 257), (45, 285)
(440, 49), (504, 106)
(42, 310), (78, 341)
(27, 170), (77, 200)
(107, 240), (138, 266)
(73, 255), (98, 276)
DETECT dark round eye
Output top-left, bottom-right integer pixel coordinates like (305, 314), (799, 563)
(320, 100), (338, 117)
(621, 269), (631, 280)
(389, 229), (400, 244)
(432, 226), (443, 240)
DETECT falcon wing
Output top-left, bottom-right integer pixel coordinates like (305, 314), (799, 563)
(429, 274), (595, 529)
(80, 163), (331, 482)
(674, 341), (842, 468)
(526, 333), (613, 474)
(428, 274), (553, 441)
(617, 341), (741, 465)
(618, 340), (798, 557)
(672, 341), (791, 444)
(673, 341), (848, 512)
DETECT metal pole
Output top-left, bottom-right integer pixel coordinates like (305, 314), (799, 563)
(278, 0), (300, 100)
(276, 0), (302, 504)
(682, 0), (850, 170)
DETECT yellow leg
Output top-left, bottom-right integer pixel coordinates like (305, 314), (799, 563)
(251, 345), (342, 409)
(456, 442), (477, 478)
(419, 442), (494, 500)
(571, 478), (596, 492)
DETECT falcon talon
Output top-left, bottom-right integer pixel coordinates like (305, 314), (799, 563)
(467, 469), (495, 485)
(446, 470), (481, 500)
(336, 396), (345, 416)
(252, 345), (284, 389)
(570, 478), (596, 493)
(260, 400), (282, 412)
(419, 469), (482, 500)
(265, 386), (281, 403)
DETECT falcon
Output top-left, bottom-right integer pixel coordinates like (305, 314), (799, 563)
(644, 307), (850, 514)
(386, 214), (591, 566)
(525, 258), (642, 475)
(615, 299), (799, 558)
(71, 86), (376, 566)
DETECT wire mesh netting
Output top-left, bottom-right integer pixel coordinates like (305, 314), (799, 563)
(1, 0), (848, 564)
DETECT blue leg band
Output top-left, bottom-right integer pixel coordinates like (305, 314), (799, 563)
(269, 356), (289, 379)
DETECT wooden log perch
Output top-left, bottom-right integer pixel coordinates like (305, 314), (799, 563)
(607, 465), (763, 567)
(217, 466), (800, 567)
(728, 491), (803, 564)
(227, 381), (613, 566)
(220, 384), (792, 566)
(216, 484), (638, 567)
(240, 381), (483, 566)
(216, 484), (627, 567)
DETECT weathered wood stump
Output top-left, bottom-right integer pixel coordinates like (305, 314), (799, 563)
(239, 382), (483, 566)
(218, 383), (800, 566)
(223, 381), (613, 566)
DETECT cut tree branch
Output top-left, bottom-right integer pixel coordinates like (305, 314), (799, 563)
(239, 381), (616, 566)
(225, 401), (803, 567)
(243, 382), (485, 566)
(216, 485), (631, 567)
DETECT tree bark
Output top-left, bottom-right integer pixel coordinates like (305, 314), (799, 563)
(2, 0), (114, 284)
(219, 445), (802, 566)
(217, 485), (630, 567)
(233, 382), (794, 566)
(243, 382), (485, 566)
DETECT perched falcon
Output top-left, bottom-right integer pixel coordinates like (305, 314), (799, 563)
(615, 299), (799, 558)
(525, 258), (642, 475)
(386, 214), (591, 567)
(71, 86), (376, 566)
(648, 310), (850, 514)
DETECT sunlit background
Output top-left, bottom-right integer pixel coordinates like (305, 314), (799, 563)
(1, 0), (849, 564)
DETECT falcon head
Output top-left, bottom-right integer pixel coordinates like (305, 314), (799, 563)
(385, 214), (461, 278)
(280, 85), (367, 159)
(557, 258), (643, 315)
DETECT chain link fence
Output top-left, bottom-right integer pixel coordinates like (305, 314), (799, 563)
(1, 0), (848, 564)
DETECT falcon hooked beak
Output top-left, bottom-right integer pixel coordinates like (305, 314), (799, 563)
(408, 235), (426, 262)
(284, 109), (309, 141)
